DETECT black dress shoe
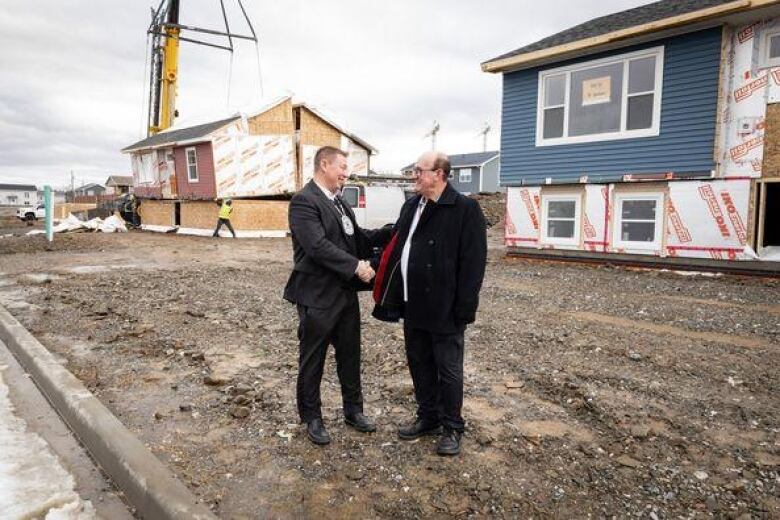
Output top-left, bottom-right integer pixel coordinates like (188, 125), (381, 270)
(306, 418), (330, 445)
(398, 418), (442, 440)
(436, 428), (462, 456)
(344, 412), (377, 433)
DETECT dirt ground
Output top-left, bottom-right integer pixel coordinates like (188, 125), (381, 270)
(0, 229), (778, 519)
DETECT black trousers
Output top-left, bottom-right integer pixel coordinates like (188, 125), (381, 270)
(296, 292), (363, 423)
(213, 218), (236, 237)
(404, 323), (465, 431)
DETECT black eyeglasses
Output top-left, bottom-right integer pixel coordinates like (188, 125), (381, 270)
(412, 167), (440, 175)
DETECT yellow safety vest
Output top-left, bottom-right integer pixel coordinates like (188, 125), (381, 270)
(219, 203), (232, 220)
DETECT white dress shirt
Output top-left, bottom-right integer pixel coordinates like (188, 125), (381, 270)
(401, 198), (427, 302)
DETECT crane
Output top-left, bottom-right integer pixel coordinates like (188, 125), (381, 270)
(423, 120), (440, 150)
(477, 123), (491, 152)
(146, 0), (260, 136)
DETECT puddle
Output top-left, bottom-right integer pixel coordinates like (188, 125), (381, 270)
(18, 273), (60, 284)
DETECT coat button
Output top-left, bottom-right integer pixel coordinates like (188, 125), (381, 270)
(424, 287), (431, 293)
(428, 239), (434, 245)
(426, 263), (432, 269)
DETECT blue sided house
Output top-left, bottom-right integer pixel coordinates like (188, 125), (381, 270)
(483, 0), (780, 262)
(401, 151), (502, 195)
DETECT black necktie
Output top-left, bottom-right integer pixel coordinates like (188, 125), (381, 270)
(333, 196), (346, 215)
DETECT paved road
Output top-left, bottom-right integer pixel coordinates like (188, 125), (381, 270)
(0, 339), (132, 519)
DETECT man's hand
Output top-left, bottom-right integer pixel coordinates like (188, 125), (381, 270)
(356, 260), (375, 283)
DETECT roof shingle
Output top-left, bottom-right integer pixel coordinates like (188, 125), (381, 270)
(121, 116), (240, 152)
(485, 0), (734, 64)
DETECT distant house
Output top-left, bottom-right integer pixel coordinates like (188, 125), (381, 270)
(402, 151), (501, 195)
(0, 183), (38, 206)
(483, 0), (780, 262)
(104, 175), (134, 195)
(73, 183), (106, 197)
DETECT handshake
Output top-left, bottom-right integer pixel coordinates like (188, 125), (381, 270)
(356, 260), (375, 283)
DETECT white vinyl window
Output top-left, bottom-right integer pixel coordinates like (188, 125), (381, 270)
(760, 29), (780, 68)
(541, 194), (580, 246)
(186, 147), (199, 182)
(459, 168), (472, 183)
(613, 193), (664, 250)
(537, 46), (664, 146)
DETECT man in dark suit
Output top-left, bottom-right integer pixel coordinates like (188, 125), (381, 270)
(372, 151), (487, 456)
(284, 146), (390, 446)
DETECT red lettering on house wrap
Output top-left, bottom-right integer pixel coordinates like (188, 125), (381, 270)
(667, 200), (692, 243)
(734, 74), (768, 102)
(698, 185), (731, 238)
(520, 189), (539, 230)
(719, 191), (747, 245)
(738, 22), (761, 43)
(729, 136), (763, 160)
(583, 214), (596, 239)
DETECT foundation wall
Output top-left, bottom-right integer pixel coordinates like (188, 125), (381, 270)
(53, 203), (97, 220)
(180, 200), (289, 231)
(506, 179), (757, 261)
(138, 200), (175, 227)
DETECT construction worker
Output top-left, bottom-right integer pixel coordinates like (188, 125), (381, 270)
(213, 198), (237, 238)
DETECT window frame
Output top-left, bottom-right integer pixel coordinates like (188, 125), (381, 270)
(760, 28), (780, 68)
(459, 168), (472, 184)
(341, 186), (360, 208)
(185, 147), (199, 183)
(540, 194), (581, 246)
(536, 46), (664, 146)
(612, 192), (665, 250)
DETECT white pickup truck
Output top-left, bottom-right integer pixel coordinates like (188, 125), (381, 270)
(16, 204), (46, 221)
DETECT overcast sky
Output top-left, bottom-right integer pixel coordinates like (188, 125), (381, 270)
(0, 0), (649, 188)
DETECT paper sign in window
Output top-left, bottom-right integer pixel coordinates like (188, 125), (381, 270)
(582, 76), (611, 105)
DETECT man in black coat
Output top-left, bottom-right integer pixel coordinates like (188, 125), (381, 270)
(284, 146), (391, 446)
(372, 151), (487, 455)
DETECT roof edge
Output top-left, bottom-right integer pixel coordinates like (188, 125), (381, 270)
(294, 103), (379, 154)
(482, 0), (770, 73)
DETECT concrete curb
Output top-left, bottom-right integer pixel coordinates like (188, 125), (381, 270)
(0, 305), (217, 520)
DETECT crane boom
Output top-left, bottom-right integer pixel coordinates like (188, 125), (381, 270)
(145, 0), (259, 137)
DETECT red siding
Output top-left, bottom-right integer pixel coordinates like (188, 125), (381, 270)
(134, 186), (164, 198)
(175, 143), (216, 199)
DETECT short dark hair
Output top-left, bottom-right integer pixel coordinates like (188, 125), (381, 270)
(314, 146), (347, 173)
(433, 153), (451, 181)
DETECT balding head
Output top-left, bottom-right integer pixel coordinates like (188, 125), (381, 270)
(417, 151), (450, 181)
(413, 150), (450, 200)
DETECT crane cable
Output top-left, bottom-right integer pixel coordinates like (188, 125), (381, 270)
(140, 32), (152, 138)
(226, 51), (234, 111)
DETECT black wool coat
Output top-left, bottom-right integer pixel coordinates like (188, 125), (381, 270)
(373, 183), (487, 334)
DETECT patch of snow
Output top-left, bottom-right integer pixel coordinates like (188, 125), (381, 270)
(0, 365), (96, 519)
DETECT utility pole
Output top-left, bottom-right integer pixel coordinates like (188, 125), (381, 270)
(424, 121), (440, 150)
(478, 123), (491, 152)
(70, 170), (75, 202)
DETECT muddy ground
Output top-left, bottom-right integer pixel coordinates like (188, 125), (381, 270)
(0, 229), (778, 519)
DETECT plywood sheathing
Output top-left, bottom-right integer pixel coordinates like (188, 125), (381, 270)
(180, 200), (289, 230)
(247, 98), (295, 136)
(53, 203), (97, 220)
(298, 107), (343, 147)
(138, 200), (175, 227)
(761, 102), (780, 178)
(295, 106), (343, 190)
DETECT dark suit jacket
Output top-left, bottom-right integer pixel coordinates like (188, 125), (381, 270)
(284, 180), (392, 309)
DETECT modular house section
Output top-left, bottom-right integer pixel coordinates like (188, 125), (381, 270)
(484, 0), (780, 262)
(122, 96), (376, 235)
